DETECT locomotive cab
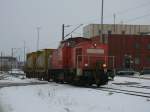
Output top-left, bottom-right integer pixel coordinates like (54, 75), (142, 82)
(73, 40), (110, 86)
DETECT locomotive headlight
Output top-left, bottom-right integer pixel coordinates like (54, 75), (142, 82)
(102, 64), (107, 68)
(85, 63), (88, 67)
(93, 43), (97, 47)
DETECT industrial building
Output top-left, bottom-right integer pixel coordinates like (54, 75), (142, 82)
(83, 24), (150, 71)
(0, 56), (18, 71)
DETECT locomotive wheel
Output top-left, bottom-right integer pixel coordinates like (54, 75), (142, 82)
(88, 83), (93, 86)
(60, 80), (64, 84)
(96, 84), (100, 87)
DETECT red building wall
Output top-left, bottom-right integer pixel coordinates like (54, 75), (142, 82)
(93, 35), (150, 71)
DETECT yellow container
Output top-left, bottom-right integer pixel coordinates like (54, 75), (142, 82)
(26, 52), (36, 70)
(35, 49), (54, 71)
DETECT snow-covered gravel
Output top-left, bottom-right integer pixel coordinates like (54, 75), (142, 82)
(0, 76), (150, 112)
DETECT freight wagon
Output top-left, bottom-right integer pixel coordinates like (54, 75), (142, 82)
(35, 49), (54, 80)
(25, 49), (54, 80)
(25, 52), (36, 78)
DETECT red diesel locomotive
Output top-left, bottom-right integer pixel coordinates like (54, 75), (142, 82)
(49, 37), (113, 86)
(26, 37), (114, 86)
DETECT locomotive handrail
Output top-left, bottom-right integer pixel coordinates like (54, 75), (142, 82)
(76, 55), (115, 69)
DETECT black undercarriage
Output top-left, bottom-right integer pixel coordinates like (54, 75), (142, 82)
(26, 68), (114, 87)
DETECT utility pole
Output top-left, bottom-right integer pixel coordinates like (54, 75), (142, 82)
(113, 13), (116, 32)
(1, 52), (2, 72)
(62, 24), (65, 41)
(101, 0), (104, 43)
(23, 41), (26, 69)
(62, 24), (72, 41)
(37, 27), (41, 51)
(11, 48), (14, 73)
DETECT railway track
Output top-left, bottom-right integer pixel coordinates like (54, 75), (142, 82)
(96, 87), (150, 98)
(112, 82), (150, 90)
(120, 75), (150, 80)
(127, 85), (150, 89)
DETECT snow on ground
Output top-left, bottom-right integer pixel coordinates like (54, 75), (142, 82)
(112, 76), (150, 86)
(103, 76), (150, 93)
(0, 73), (46, 84)
(138, 75), (150, 79)
(0, 76), (150, 112)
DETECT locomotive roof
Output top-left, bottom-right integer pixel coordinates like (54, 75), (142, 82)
(62, 37), (91, 43)
(58, 37), (93, 48)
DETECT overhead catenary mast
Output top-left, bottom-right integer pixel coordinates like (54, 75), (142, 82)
(113, 13), (116, 32)
(101, 0), (104, 43)
(36, 27), (41, 51)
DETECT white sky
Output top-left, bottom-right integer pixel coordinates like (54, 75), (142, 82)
(0, 0), (150, 60)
